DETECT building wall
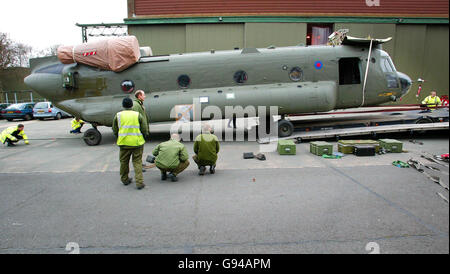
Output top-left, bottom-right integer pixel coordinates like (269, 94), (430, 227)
(0, 68), (45, 104)
(131, 0), (449, 18)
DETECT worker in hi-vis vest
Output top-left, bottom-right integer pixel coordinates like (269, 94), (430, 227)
(1, 124), (29, 146)
(112, 97), (149, 190)
(70, 117), (85, 134)
(422, 91), (442, 109)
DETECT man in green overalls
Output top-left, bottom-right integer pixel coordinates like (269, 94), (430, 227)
(132, 90), (150, 141)
(193, 124), (220, 175)
(112, 97), (149, 190)
(152, 134), (190, 182)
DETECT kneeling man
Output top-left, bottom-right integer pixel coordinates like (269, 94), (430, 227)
(193, 124), (220, 175)
(153, 134), (190, 182)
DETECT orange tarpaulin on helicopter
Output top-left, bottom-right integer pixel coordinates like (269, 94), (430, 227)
(57, 36), (140, 72)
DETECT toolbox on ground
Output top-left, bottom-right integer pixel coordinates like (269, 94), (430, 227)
(310, 141), (333, 156)
(354, 145), (376, 156)
(378, 139), (403, 153)
(277, 140), (296, 155)
(338, 140), (380, 154)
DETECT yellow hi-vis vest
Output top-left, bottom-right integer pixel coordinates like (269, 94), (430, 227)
(116, 110), (145, 147)
(0, 126), (28, 144)
(422, 96), (442, 108)
(71, 119), (84, 130)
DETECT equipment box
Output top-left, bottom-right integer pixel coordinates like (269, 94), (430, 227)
(354, 145), (376, 156)
(338, 140), (380, 154)
(378, 139), (403, 153)
(310, 141), (333, 156)
(277, 140), (296, 155)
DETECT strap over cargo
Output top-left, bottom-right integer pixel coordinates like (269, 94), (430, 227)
(57, 36), (141, 72)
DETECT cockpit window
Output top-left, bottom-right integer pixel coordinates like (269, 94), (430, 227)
(35, 64), (65, 74)
(382, 58), (396, 73)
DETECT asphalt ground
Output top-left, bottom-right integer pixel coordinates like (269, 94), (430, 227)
(0, 118), (448, 254)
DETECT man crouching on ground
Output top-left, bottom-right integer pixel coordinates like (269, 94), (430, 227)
(152, 133), (190, 182)
(193, 123), (220, 175)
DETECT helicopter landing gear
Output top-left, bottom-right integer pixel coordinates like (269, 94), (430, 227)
(83, 124), (102, 146)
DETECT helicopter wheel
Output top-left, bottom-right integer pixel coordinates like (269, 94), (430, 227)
(83, 128), (102, 146)
(278, 119), (294, 137)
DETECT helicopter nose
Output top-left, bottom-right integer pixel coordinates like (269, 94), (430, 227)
(397, 71), (412, 96)
(24, 74), (37, 90)
(24, 73), (62, 98)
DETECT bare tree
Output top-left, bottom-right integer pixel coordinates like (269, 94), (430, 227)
(0, 32), (32, 68)
(31, 44), (61, 58)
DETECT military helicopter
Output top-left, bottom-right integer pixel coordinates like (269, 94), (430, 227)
(24, 31), (412, 145)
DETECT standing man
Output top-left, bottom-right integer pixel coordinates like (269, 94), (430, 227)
(193, 124), (220, 175)
(422, 91), (442, 109)
(70, 117), (85, 134)
(152, 134), (190, 182)
(1, 124), (29, 146)
(112, 97), (148, 190)
(132, 90), (150, 141)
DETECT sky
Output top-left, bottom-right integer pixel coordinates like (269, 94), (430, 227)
(0, 0), (127, 52)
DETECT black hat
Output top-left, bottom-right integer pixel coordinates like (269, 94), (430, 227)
(122, 97), (133, 108)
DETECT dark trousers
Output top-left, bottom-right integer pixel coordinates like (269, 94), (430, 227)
(70, 125), (83, 133)
(156, 160), (190, 176)
(192, 155), (216, 168)
(119, 146), (144, 187)
(5, 132), (23, 145)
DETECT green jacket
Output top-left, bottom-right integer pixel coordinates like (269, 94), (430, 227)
(194, 133), (220, 165)
(152, 139), (189, 170)
(132, 99), (150, 138)
(112, 108), (148, 149)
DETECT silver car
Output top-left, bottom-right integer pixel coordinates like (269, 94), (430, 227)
(33, 101), (71, 120)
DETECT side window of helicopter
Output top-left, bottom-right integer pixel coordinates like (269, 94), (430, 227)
(121, 80), (135, 94)
(338, 58), (361, 85)
(178, 74), (191, 88)
(289, 67), (303, 82)
(234, 70), (248, 84)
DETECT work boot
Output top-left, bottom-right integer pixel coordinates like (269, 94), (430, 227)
(198, 166), (206, 176)
(161, 171), (167, 181)
(136, 183), (146, 190)
(167, 173), (178, 182)
(122, 178), (133, 186)
(210, 165), (216, 174)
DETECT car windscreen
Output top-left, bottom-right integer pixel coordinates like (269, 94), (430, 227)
(34, 102), (49, 109)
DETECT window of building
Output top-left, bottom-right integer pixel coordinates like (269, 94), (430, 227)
(339, 58), (361, 85)
(233, 70), (248, 84)
(307, 24), (333, 46)
(178, 74), (191, 88)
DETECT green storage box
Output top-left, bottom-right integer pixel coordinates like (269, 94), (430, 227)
(310, 141), (333, 156)
(338, 140), (380, 154)
(277, 139), (296, 155)
(378, 139), (403, 153)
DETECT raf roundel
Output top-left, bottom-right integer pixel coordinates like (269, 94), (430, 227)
(314, 61), (323, 70)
